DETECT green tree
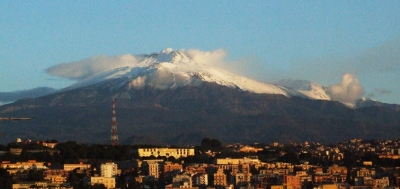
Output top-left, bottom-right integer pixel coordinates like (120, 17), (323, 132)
(0, 168), (13, 189)
(278, 152), (299, 164)
(200, 138), (222, 150)
(27, 169), (44, 181)
(0, 145), (7, 151)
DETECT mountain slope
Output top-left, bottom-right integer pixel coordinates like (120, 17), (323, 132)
(1, 82), (399, 145)
(356, 98), (400, 111)
(0, 87), (56, 104)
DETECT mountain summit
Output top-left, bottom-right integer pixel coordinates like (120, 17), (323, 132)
(66, 48), (329, 101)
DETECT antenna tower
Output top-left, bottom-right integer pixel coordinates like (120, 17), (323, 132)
(111, 97), (119, 146)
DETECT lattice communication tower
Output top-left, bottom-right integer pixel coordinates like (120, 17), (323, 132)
(111, 97), (119, 146)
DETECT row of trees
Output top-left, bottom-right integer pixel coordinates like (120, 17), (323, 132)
(1, 141), (134, 163)
(0, 138), (225, 163)
(2, 138), (400, 168)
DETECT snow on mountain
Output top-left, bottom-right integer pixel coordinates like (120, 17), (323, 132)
(274, 79), (331, 100)
(65, 48), (330, 100)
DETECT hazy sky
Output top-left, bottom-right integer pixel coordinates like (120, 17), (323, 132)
(1, 1), (399, 104)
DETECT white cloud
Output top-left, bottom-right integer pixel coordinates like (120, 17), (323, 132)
(46, 54), (139, 80)
(183, 49), (227, 66)
(326, 73), (364, 105)
(46, 49), (230, 81)
(182, 49), (266, 81)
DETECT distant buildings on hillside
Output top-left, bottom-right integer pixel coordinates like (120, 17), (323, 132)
(135, 147), (195, 158)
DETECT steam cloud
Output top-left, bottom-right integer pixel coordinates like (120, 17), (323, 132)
(46, 49), (231, 81)
(326, 73), (365, 105)
(46, 54), (139, 80)
(183, 49), (227, 66)
(182, 49), (264, 80)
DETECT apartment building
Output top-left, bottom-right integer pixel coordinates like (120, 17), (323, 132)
(214, 168), (227, 186)
(90, 177), (116, 189)
(100, 162), (118, 177)
(142, 159), (164, 179)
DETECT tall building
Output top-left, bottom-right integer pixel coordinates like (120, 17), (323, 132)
(101, 162), (118, 178)
(88, 162), (118, 189)
(214, 168), (227, 186)
(142, 160), (164, 179)
(111, 98), (119, 146)
(192, 173), (208, 186)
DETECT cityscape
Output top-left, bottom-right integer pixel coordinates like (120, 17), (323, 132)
(0, 137), (399, 189)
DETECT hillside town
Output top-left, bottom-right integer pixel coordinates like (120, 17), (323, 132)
(0, 138), (399, 189)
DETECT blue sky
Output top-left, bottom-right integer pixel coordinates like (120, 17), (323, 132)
(1, 1), (400, 104)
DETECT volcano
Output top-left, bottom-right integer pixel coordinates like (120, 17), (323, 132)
(0, 49), (399, 145)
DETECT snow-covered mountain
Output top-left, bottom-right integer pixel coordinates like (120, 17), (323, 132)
(2, 49), (399, 145)
(274, 79), (331, 101)
(65, 48), (331, 101)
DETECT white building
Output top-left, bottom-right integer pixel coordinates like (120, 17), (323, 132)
(136, 147), (195, 158)
(142, 160), (164, 179)
(101, 162), (118, 178)
(90, 177), (116, 189)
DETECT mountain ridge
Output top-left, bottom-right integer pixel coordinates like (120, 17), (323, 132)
(1, 82), (399, 145)
(0, 87), (56, 105)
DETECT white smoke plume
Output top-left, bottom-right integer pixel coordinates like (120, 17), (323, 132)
(46, 54), (139, 80)
(183, 49), (227, 66)
(182, 49), (263, 79)
(326, 73), (365, 105)
(46, 49), (229, 81)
